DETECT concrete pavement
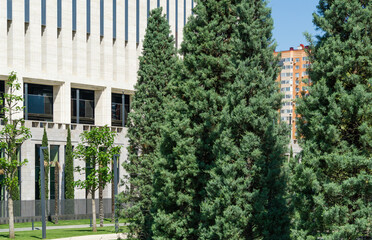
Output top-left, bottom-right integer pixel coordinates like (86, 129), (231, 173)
(51, 233), (127, 240)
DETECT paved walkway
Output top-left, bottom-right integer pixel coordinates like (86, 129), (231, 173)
(51, 233), (127, 240)
(0, 223), (125, 232)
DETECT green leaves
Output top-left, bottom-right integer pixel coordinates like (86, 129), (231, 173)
(74, 126), (121, 194)
(0, 72), (31, 197)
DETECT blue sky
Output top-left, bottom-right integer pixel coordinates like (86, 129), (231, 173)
(268, 0), (320, 52)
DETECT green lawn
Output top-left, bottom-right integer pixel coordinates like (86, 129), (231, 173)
(0, 218), (127, 230)
(0, 226), (127, 240)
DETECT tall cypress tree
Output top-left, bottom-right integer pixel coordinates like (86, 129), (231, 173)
(65, 126), (74, 199)
(122, 7), (177, 240)
(40, 127), (50, 220)
(41, 127), (49, 200)
(199, 1), (290, 239)
(292, 0), (372, 239)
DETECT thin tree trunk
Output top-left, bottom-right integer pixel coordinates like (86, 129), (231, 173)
(111, 161), (114, 222)
(54, 166), (59, 224)
(99, 182), (104, 227)
(92, 191), (97, 232)
(8, 196), (14, 239)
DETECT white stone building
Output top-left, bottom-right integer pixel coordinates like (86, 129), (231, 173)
(0, 0), (193, 212)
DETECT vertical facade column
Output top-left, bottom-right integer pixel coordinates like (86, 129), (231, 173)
(12, 0), (25, 72)
(53, 82), (71, 124)
(95, 87), (111, 126)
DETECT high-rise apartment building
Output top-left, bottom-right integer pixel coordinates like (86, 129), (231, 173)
(274, 44), (311, 154)
(0, 0), (193, 219)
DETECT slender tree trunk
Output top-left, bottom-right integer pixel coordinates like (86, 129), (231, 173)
(99, 182), (104, 227)
(92, 192), (97, 232)
(54, 166), (59, 224)
(8, 195), (14, 239)
(111, 161), (114, 222)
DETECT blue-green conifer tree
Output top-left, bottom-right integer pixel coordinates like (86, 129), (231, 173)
(123, 7), (177, 240)
(152, 1), (290, 239)
(292, 0), (372, 239)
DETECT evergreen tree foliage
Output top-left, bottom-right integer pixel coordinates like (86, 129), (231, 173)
(151, 1), (234, 237)
(41, 127), (49, 200)
(121, 7), (177, 240)
(292, 0), (372, 239)
(198, 1), (290, 239)
(290, 145), (294, 159)
(65, 126), (74, 199)
(151, 1), (290, 239)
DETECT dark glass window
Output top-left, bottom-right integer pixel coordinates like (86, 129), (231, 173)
(35, 144), (41, 200)
(41, 0), (46, 26)
(147, 0), (150, 19)
(184, 0), (186, 25)
(50, 145), (59, 200)
(7, 0), (12, 21)
(112, 93), (130, 127)
(72, 0), (77, 31)
(25, 83), (53, 121)
(167, 0), (169, 22)
(87, 0), (91, 34)
(35, 144), (48, 215)
(157, 0), (160, 8)
(125, 0), (128, 41)
(25, 0), (30, 23)
(16, 146), (21, 200)
(0, 81), (5, 118)
(64, 145), (73, 199)
(85, 151), (93, 198)
(71, 89), (95, 124)
(100, 0), (104, 36)
(136, 0), (139, 43)
(0, 174), (4, 201)
(0, 149), (5, 201)
(0, 82), (4, 94)
(1, 147), (21, 201)
(57, 0), (62, 28)
(113, 0), (116, 39)
(175, 0), (178, 47)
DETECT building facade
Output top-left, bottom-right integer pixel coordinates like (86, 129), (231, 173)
(275, 45), (311, 154)
(0, 0), (193, 211)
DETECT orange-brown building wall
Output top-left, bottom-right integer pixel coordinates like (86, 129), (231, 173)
(274, 46), (310, 141)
